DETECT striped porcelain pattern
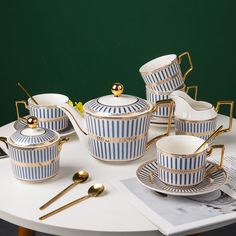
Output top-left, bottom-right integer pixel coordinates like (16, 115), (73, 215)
(84, 98), (151, 116)
(85, 114), (151, 161)
(29, 104), (69, 132)
(10, 128), (56, 146)
(136, 159), (227, 196)
(9, 143), (59, 181)
(146, 85), (185, 118)
(175, 118), (217, 140)
(157, 151), (207, 186)
(146, 89), (173, 118)
(141, 59), (184, 92)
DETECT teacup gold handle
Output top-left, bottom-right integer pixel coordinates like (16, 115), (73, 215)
(146, 99), (174, 149)
(15, 100), (29, 121)
(178, 51), (193, 81)
(206, 144), (225, 176)
(214, 101), (234, 137)
(185, 85), (198, 100)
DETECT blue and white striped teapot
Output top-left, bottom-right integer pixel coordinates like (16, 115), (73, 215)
(58, 83), (174, 162)
(0, 117), (68, 182)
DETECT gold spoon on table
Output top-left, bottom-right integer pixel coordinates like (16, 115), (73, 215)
(39, 170), (89, 210)
(39, 184), (105, 220)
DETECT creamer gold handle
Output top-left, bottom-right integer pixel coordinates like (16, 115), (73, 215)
(214, 101), (234, 137)
(15, 100), (29, 121)
(146, 99), (174, 149)
(206, 144), (225, 177)
(178, 51), (193, 81)
(185, 85), (198, 100)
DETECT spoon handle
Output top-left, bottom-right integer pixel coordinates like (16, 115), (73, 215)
(39, 182), (77, 210)
(194, 125), (223, 154)
(17, 82), (39, 105)
(39, 194), (91, 220)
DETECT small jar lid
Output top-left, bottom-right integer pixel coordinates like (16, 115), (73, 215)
(83, 83), (153, 118)
(9, 117), (59, 147)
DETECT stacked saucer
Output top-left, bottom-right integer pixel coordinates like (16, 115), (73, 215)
(139, 52), (193, 125)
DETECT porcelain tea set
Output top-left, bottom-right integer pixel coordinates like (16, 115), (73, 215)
(0, 51), (234, 197)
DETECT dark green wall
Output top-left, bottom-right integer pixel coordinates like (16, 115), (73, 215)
(1, 0), (236, 127)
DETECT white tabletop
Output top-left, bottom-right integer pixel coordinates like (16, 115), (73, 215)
(0, 114), (235, 236)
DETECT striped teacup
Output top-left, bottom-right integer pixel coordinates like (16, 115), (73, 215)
(139, 52), (193, 92)
(16, 94), (69, 132)
(156, 135), (225, 186)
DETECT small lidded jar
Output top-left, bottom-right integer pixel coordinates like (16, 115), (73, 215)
(1, 117), (68, 182)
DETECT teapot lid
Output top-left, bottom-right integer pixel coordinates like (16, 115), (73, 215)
(9, 117), (59, 147)
(83, 83), (153, 118)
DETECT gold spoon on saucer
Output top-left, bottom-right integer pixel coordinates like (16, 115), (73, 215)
(39, 170), (89, 210)
(39, 184), (105, 220)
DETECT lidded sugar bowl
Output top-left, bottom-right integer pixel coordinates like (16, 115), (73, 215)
(58, 83), (174, 162)
(0, 117), (68, 182)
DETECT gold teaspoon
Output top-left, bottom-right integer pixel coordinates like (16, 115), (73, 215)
(39, 170), (89, 210)
(17, 82), (39, 105)
(194, 125), (223, 154)
(39, 184), (105, 221)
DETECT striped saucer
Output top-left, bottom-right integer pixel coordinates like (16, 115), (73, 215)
(136, 159), (227, 196)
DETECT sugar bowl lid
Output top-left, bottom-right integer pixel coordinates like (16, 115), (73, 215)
(83, 83), (153, 117)
(9, 117), (59, 147)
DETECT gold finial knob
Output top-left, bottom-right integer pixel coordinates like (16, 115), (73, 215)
(27, 116), (38, 129)
(111, 83), (124, 97)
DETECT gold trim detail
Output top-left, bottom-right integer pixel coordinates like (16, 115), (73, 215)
(8, 138), (60, 150)
(158, 164), (205, 174)
(15, 100), (28, 121)
(185, 85), (198, 100)
(37, 116), (68, 122)
(146, 84), (186, 95)
(176, 130), (215, 136)
(85, 105), (151, 118)
(206, 144), (225, 176)
(140, 56), (178, 75)
(85, 111), (152, 120)
(11, 156), (59, 167)
(178, 51), (193, 81)
(157, 148), (207, 158)
(215, 101), (234, 136)
(146, 100), (174, 149)
(175, 117), (216, 123)
(145, 73), (181, 87)
(89, 132), (148, 143)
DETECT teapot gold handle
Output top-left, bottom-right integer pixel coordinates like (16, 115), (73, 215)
(178, 51), (193, 81)
(146, 99), (174, 149)
(214, 101), (234, 137)
(15, 100), (29, 121)
(205, 144), (225, 177)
